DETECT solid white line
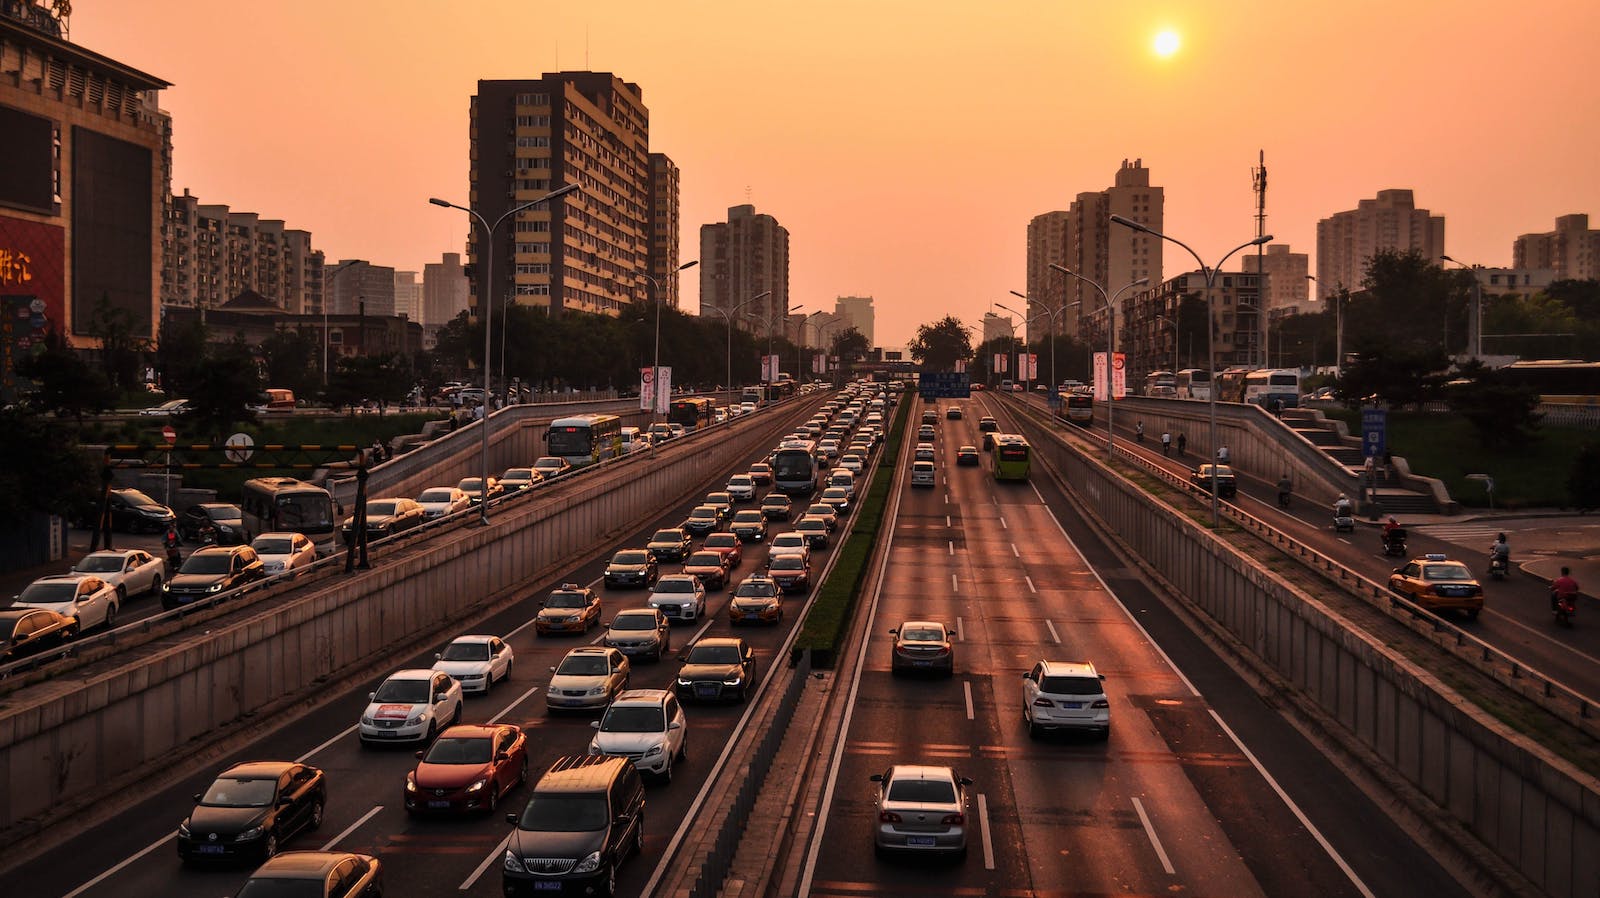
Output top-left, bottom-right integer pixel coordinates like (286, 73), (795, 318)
(999, 516), (1008, 529)
(298, 724), (358, 762)
(62, 833), (174, 898)
(320, 804), (382, 850)
(1045, 619), (1061, 644)
(963, 681), (975, 719)
(1024, 575), (1037, 594)
(951, 573), (959, 592)
(1483, 607), (1600, 667)
(977, 793), (996, 870)
(488, 680), (546, 724)
(1337, 537), (1351, 545)
(1132, 796), (1175, 875)
(1208, 709), (1377, 898)
(1011, 542), (1020, 557)
(460, 834), (512, 891)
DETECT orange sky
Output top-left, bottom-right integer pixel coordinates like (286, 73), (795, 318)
(73, 0), (1600, 351)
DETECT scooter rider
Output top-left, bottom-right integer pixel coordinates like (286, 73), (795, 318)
(1552, 567), (1580, 612)
(164, 526), (183, 569)
(1276, 474), (1292, 507)
(1333, 494), (1353, 519)
(1490, 533), (1510, 567)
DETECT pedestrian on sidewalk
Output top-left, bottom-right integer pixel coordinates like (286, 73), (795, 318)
(1217, 444), (1230, 465)
(1161, 430), (1172, 456)
(1176, 433), (1187, 455)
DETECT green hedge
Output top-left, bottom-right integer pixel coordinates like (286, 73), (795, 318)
(797, 393), (912, 662)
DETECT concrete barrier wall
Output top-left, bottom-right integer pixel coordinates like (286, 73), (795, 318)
(1012, 411), (1600, 897)
(0, 399), (817, 840)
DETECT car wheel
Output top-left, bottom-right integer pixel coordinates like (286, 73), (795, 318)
(677, 735), (687, 762)
(487, 784), (499, 814)
(150, 575), (162, 595)
(104, 602), (118, 629)
(518, 757), (529, 786)
(602, 862), (618, 898)
(451, 701), (463, 725)
(1025, 706), (1040, 739)
(660, 752), (673, 784)
(309, 798), (325, 830)
(115, 584), (127, 605)
(424, 721), (436, 742)
(634, 812), (645, 856)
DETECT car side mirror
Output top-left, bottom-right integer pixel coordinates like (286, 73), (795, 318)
(669, 721), (682, 730)
(590, 720), (601, 730)
(959, 776), (974, 786)
(414, 750), (425, 759)
(495, 752), (511, 761)
(368, 692), (377, 701)
(506, 812), (519, 825)
(888, 628), (898, 635)
(549, 666), (557, 673)
(192, 792), (202, 803)
(434, 693), (447, 703)
(434, 653), (443, 661)
(868, 773), (884, 783)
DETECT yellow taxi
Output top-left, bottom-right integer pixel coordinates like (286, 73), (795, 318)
(534, 584), (602, 635)
(1387, 554), (1483, 619)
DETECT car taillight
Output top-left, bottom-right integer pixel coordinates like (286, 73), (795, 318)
(941, 813), (964, 825)
(1033, 698), (1054, 707)
(879, 810), (901, 823)
(1091, 699), (1110, 709)
(934, 646), (950, 656)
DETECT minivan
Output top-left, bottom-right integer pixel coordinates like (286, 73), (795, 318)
(503, 755), (645, 896)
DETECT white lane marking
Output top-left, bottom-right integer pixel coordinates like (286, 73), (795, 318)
(320, 804), (382, 850)
(62, 833), (174, 898)
(944, 492), (950, 504)
(460, 835), (512, 891)
(977, 792), (996, 870)
(948, 540), (954, 556)
(1011, 543), (1020, 557)
(1208, 710), (1377, 897)
(951, 573), (959, 592)
(1483, 606), (1600, 667)
(298, 724), (359, 762)
(1045, 619), (1061, 644)
(1132, 796), (1175, 875)
(956, 617), (965, 642)
(999, 516), (1007, 529)
(963, 681), (975, 720)
(1337, 538), (1351, 545)
(487, 680), (547, 724)
(1024, 575), (1037, 594)
(946, 515), (952, 527)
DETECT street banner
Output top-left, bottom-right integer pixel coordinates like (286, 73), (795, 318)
(994, 353), (1006, 374)
(655, 367), (672, 414)
(1093, 352), (1108, 401)
(639, 367), (654, 410)
(1024, 353), (1038, 380)
(1112, 352), (1126, 399)
(954, 360), (966, 373)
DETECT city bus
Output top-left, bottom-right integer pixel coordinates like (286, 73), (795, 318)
(1143, 370), (1177, 397)
(992, 435), (1032, 482)
(771, 440), (821, 496)
(668, 397), (716, 431)
(1175, 368), (1211, 400)
(1496, 360), (1600, 405)
(240, 477), (337, 553)
(546, 413), (624, 467)
(1244, 369), (1301, 408)
(1064, 393), (1094, 425)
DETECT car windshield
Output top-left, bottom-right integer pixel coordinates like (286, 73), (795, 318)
(688, 644), (744, 664)
(733, 511), (763, 523)
(729, 476), (752, 485)
(422, 736), (492, 764)
(601, 706), (665, 733)
(235, 880), (325, 898)
(1040, 675), (1103, 695)
(534, 457), (564, 469)
(797, 519), (824, 531)
(367, 501), (400, 516)
(773, 535), (804, 547)
(763, 496), (788, 507)
(887, 778), (956, 803)
(770, 555), (804, 571)
(902, 627), (944, 642)
(179, 553), (234, 575)
(751, 464), (770, 473)
(704, 534), (737, 547)
(419, 489), (455, 503)
(274, 494), (333, 529)
(458, 479), (487, 491)
(503, 470), (534, 481)
(736, 580), (777, 597)
(252, 538), (295, 555)
(655, 579), (694, 593)
(557, 655), (608, 676)
(824, 489), (848, 499)
(689, 508), (716, 519)
(19, 581), (78, 603)
(73, 555), (127, 573)
(652, 530), (682, 543)
(612, 551), (648, 565)
(200, 776), (276, 808)
(441, 642), (491, 661)
(1424, 563), (1474, 581)
(611, 613), (657, 631)
(807, 505), (832, 516)
(373, 678), (429, 703)
(687, 553), (722, 567)
(546, 592), (587, 609)
(206, 505), (242, 520)
(516, 795), (608, 832)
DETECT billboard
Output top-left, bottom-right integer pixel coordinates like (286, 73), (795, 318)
(73, 126), (154, 338)
(1092, 352), (1126, 400)
(0, 216), (65, 405)
(0, 105), (56, 215)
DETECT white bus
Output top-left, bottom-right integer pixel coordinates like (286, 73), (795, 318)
(546, 413), (624, 467)
(1244, 369), (1301, 408)
(1175, 368), (1211, 400)
(240, 477), (337, 553)
(771, 440), (822, 496)
(1143, 370), (1177, 397)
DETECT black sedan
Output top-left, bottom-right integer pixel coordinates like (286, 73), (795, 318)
(177, 761), (326, 863)
(0, 608), (78, 662)
(675, 637), (756, 702)
(178, 503), (249, 545)
(647, 528), (693, 562)
(604, 549), (659, 588)
(161, 546), (266, 610)
(78, 488), (176, 534)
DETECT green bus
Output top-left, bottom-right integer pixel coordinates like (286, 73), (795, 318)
(992, 435), (1031, 482)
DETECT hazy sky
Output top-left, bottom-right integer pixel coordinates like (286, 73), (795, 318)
(74, 0), (1600, 350)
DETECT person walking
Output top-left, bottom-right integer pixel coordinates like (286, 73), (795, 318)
(1161, 430), (1172, 456)
(1176, 433), (1187, 455)
(1217, 444), (1230, 465)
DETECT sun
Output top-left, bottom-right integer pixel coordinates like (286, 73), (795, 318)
(1154, 30), (1180, 58)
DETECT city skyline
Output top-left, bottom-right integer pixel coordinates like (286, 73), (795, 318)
(70, 1), (1600, 350)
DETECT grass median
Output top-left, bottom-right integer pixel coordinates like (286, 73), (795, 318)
(796, 393), (912, 665)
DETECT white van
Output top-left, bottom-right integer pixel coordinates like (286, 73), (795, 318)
(621, 426), (646, 453)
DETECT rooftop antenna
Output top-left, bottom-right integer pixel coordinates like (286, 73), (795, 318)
(745, 185), (753, 204)
(1251, 149), (1268, 367)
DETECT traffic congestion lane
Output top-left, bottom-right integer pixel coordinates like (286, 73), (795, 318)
(20, 397), (859, 898)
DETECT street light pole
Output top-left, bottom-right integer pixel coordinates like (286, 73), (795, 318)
(1048, 265), (1147, 461)
(1009, 290), (1065, 403)
(703, 289), (770, 411)
(639, 259), (700, 428)
(1109, 215), (1271, 526)
(746, 305), (804, 386)
(428, 182), (580, 526)
(1440, 255), (1482, 361)
(996, 301), (1050, 399)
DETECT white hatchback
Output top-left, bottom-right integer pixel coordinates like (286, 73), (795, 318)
(250, 532), (317, 576)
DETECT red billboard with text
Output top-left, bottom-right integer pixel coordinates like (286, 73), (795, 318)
(0, 215), (66, 404)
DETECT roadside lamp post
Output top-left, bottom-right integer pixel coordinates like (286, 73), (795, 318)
(1007, 290), (1068, 404)
(1440, 255), (1483, 362)
(702, 289), (770, 411)
(639, 260), (701, 428)
(1050, 264), (1148, 461)
(428, 182), (580, 525)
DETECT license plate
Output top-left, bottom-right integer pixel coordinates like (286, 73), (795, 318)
(695, 685), (718, 697)
(196, 845), (225, 855)
(533, 883), (562, 892)
(913, 660), (931, 667)
(744, 613), (761, 620)
(907, 836), (935, 847)
(428, 800), (451, 808)
(1065, 701), (1083, 709)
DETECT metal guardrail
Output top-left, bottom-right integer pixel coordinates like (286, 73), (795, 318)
(1003, 394), (1600, 741)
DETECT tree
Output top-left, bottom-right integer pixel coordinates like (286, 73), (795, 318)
(12, 329), (115, 422)
(88, 294), (149, 393)
(1335, 345), (1449, 409)
(184, 337), (261, 439)
(1444, 361), (1543, 450)
(908, 316), (973, 371)
(325, 352), (412, 415)
(259, 327), (321, 401)
(829, 327), (870, 381)
(0, 407), (97, 520)
(155, 315), (210, 397)
(1351, 250), (1470, 356)
(1568, 442), (1600, 513)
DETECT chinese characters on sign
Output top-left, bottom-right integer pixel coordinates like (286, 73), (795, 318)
(0, 248), (34, 286)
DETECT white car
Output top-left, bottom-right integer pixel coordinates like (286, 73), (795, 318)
(648, 574), (708, 623)
(725, 474), (757, 502)
(739, 401), (757, 415)
(911, 461), (936, 488)
(839, 454), (865, 475)
(14, 573), (121, 630)
(546, 647), (630, 712)
(70, 549), (166, 600)
(416, 486), (471, 519)
(666, 423), (687, 440)
(250, 532), (318, 576)
(767, 532), (812, 563)
(433, 634), (514, 694)
(358, 669), (464, 745)
(1022, 659), (1110, 739)
(588, 688), (688, 781)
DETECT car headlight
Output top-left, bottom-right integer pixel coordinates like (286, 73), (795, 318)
(572, 850), (602, 874)
(547, 684), (560, 695)
(723, 677), (743, 686)
(643, 744), (663, 757)
(676, 678), (693, 687)
(465, 779), (488, 793)
(586, 686), (606, 696)
(405, 775), (418, 793)
(177, 821), (191, 838)
(208, 582), (224, 593)
(587, 739), (601, 755)
(162, 582), (171, 592)
(237, 826), (264, 841)
(405, 714), (424, 726)
(503, 850), (526, 873)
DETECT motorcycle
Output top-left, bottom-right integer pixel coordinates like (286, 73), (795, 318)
(1553, 590), (1577, 627)
(1381, 528), (1408, 557)
(1488, 554), (1509, 580)
(1333, 505), (1355, 533)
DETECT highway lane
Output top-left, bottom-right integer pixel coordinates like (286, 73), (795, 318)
(798, 396), (1467, 898)
(13, 392), (873, 897)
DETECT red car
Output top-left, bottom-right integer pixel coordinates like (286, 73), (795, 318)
(404, 724), (527, 815)
(701, 532), (744, 569)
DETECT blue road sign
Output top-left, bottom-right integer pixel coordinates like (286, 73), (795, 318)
(918, 371), (971, 399)
(1361, 408), (1387, 458)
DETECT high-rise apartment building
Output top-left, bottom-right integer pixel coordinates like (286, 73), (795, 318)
(1315, 189), (1445, 299)
(393, 270), (423, 323)
(834, 295), (875, 347)
(0, 6), (170, 357)
(325, 260), (395, 317)
(1122, 269), (1263, 382)
(1027, 160), (1163, 345)
(1241, 243), (1310, 316)
(982, 312), (1012, 346)
(1513, 214), (1600, 282)
(423, 252), (470, 341)
(471, 72), (653, 317)
(647, 153), (682, 307)
(162, 190), (324, 314)
(699, 204), (790, 335)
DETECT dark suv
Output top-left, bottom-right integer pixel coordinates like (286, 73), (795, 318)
(503, 755), (645, 897)
(162, 545), (266, 609)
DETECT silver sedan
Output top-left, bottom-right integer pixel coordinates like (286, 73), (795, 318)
(871, 765), (971, 859)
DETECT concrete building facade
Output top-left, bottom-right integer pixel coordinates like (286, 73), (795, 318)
(162, 189), (324, 315)
(471, 72), (653, 318)
(423, 251), (470, 342)
(325, 259), (396, 318)
(1025, 211), (1071, 338)
(1513, 214), (1600, 282)
(393, 270), (423, 324)
(699, 204), (790, 336)
(1241, 243), (1310, 316)
(833, 295), (875, 347)
(1122, 270), (1263, 384)
(647, 152), (682, 307)
(1315, 189), (1445, 299)
(982, 311), (1013, 346)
